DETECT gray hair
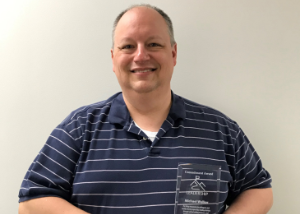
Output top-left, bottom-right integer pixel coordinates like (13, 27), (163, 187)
(112, 4), (176, 48)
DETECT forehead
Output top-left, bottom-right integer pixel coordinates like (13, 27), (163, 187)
(114, 7), (169, 40)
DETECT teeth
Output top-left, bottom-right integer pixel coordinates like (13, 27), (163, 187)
(133, 69), (152, 73)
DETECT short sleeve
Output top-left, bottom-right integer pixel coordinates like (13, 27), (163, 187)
(18, 114), (83, 202)
(226, 127), (272, 205)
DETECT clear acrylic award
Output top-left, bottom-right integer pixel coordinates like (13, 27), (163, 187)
(174, 163), (221, 214)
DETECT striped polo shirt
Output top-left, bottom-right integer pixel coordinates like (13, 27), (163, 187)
(19, 92), (272, 214)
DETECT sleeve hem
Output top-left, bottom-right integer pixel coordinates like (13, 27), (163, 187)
(19, 195), (66, 203)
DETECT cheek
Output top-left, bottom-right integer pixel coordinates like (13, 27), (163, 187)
(117, 55), (132, 68)
(157, 53), (173, 66)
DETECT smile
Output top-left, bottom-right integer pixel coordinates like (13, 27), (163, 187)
(131, 68), (157, 73)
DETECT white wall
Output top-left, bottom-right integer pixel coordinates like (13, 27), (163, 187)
(1, 0), (299, 213)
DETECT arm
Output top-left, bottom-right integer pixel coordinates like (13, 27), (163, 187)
(225, 125), (273, 214)
(19, 197), (89, 214)
(224, 188), (273, 214)
(19, 116), (85, 213)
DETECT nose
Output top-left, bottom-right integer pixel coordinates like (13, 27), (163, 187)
(133, 45), (150, 63)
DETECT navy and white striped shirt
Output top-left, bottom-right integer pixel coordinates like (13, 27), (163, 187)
(19, 92), (272, 214)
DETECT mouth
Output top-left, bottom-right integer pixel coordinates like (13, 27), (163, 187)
(131, 68), (157, 73)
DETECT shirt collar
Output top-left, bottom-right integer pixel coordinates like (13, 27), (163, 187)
(108, 91), (186, 127)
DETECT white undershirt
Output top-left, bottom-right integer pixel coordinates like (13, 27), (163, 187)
(134, 122), (158, 142)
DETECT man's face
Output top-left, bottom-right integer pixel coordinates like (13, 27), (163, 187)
(111, 7), (177, 95)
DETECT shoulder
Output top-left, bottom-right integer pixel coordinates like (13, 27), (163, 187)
(59, 92), (121, 126)
(179, 95), (239, 130)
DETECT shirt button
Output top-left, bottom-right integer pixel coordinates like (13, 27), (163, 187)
(143, 137), (147, 140)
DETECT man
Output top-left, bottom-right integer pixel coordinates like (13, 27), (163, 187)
(19, 4), (273, 214)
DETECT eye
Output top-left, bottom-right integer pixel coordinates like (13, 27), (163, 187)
(148, 43), (161, 47)
(119, 44), (134, 50)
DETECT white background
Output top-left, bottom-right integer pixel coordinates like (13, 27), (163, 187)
(1, 0), (299, 213)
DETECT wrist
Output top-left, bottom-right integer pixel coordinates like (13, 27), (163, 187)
(223, 209), (238, 214)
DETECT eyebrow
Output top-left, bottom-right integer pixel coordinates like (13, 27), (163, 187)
(119, 35), (164, 43)
(147, 35), (164, 41)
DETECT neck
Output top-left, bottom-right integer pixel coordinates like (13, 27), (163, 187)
(123, 89), (172, 132)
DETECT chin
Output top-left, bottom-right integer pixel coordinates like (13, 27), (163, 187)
(131, 86), (158, 94)
(129, 83), (159, 94)
(132, 88), (155, 94)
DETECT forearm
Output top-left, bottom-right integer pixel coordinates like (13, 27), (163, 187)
(19, 197), (89, 214)
(224, 188), (273, 214)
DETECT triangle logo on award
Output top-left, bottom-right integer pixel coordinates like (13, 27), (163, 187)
(190, 175), (206, 191)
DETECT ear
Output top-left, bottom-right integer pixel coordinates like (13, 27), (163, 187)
(111, 49), (114, 59)
(172, 43), (177, 66)
(111, 49), (115, 72)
